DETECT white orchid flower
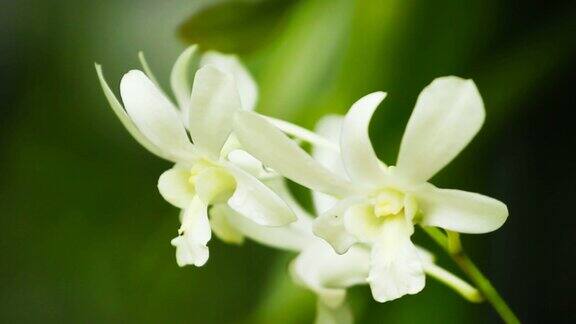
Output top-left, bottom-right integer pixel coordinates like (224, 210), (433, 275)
(95, 46), (296, 267)
(226, 115), (481, 323)
(233, 76), (508, 302)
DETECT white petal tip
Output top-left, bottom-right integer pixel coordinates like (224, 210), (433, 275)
(171, 236), (209, 267)
(119, 70), (149, 93)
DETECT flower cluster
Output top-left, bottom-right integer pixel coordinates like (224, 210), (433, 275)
(96, 46), (508, 324)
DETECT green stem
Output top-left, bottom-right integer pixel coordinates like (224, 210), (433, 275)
(423, 227), (520, 324)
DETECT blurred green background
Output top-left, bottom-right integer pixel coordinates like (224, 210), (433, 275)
(1, 0), (575, 322)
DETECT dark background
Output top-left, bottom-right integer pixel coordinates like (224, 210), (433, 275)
(1, 0), (575, 322)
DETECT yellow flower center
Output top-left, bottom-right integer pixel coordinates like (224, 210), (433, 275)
(373, 189), (405, 218)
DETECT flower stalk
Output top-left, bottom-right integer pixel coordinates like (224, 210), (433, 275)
(423, 227), (520, 324)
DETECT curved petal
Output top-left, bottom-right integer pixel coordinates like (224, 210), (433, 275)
(157, 168), (195, 209)
(312, 114), (345, 170)
(170, 196), (211, 267)
(234, 111), (353, 197)
(341, 92), (388, 187)
(189, 65), (242, 157)
(95, 64), (171, 160)
(290, 241), (370, 308)
(138, 51), (162, 89)
(368, 218), (425, 302)
(119, 70), (196, 161)
(266, 116), (338, 151)
(226, 163), (297, 226)
(313, 198), (361, 254)
(343, 203), (382, 243)
(213, 204), (313, 252)
(312, 115), (346, 214)
(201, 51), (257, 110)
(170, 45), (197, 111)
(209, 205), (245, 244)
(397, 77), (485, 182)
(227, 149), (266, 178)
(415, 185), (508, 234)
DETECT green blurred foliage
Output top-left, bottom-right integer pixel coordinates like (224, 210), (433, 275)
(179, 0), (298, 54)
(1, 0), (575, 322)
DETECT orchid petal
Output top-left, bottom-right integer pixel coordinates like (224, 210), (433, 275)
(290, 242), (369, 308)
(312, 115), (346, 214)
(170, 196), (211, 267)
(226, 163), (296, 226)
(157, 167), (194, 209)
(213, 204), (312, 252)
(209, 205), (245, 244)
(200, 51), (257, 110)
(415, 184), (508, 233)
(227, 149), (265, 178)
(170, 45), (197, 111)
(313, 198), (361, 254)
(341, 92), (388, 187)
(119, 70), (195, 161)
(397, 77), (485, 182)
(189, 65), (242, 156)
(194, 167), (236, 205)
(367, 214), (424, 302)
(342, 204), (382, 243)
(234, 111), (353, 197)
(368, 238), (425, 302)
(95, 64), (171, 160)
(266, 116), (338, 151)
(138, 51), (161, 89)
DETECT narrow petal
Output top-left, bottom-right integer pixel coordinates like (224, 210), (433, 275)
(312, 114), (346, 170)
(119, 70), (196, 161)
(415, 184), (508, 234)
(312, 115), (346, 214)
(226, 163), (297, 226)
(368, 234), (425, 302)
(189, 65), (242, 156)
(290, 241), (370, 308)
(397, 77), (485, 182)
(170, 196), (211, 267)
(341, 92), (388, 187)
(170, 45), (198, 110)
(157, 167), (195, 209)
(234, 111), (353, 197)
(95, 64), (170, 160)
(212, 204), (313, 252)
(138, 51), (162, 89)
(181, 196), (212, 245)
(201, 51), (258, 110)
(266, 116), (338, 151)
(313, 198), (361, 254)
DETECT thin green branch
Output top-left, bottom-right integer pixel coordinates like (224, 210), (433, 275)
(422, 226), (448, 249)
(423, 227), (520, 324)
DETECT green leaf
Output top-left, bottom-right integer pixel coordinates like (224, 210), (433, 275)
(178, 0), (298, 54)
